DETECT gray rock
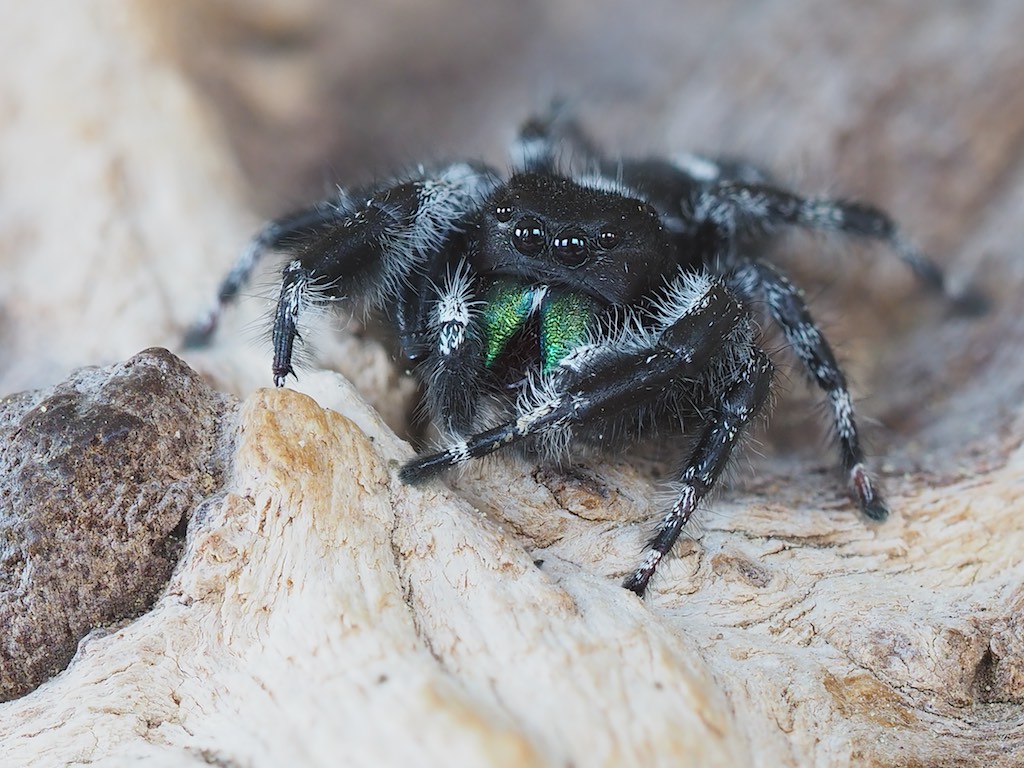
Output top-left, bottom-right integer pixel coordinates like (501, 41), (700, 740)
(0, 348), (235, 701)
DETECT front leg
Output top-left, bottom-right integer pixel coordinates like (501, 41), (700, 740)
(401, 276), (771, 596)
(184, 198), (356, 347)
(417, 257), (488, 436)
(400, 277), (748, 483)
(271, 163), (500, 385)
(622, 348), (773, 595)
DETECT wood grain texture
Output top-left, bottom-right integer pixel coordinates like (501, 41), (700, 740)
(0, 1), (1022, 765)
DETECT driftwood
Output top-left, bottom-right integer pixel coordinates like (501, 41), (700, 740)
(1, 1), (1023, 765)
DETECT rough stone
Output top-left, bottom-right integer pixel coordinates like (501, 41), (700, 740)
(0, 348), (235, 701)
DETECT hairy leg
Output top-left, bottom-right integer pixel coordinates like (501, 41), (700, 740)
(623, 347), (773, 595)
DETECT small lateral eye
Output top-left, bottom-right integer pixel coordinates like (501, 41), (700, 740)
(597, 228), (621, 250)
(512, 216), (546, 255)
(495, 204), (514, 223)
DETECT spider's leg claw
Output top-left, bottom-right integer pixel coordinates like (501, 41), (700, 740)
(861, 496), (890, 522)
(849, 463), (889, 521)
(399, 450), (454, 485)
(622, 553), (659, 597)
(182, 310), (218, 349)
(949, 286), (990, 317)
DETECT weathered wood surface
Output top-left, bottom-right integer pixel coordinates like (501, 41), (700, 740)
(1, 1), (1022, 765)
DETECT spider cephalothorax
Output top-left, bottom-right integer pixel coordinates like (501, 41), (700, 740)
(187, 111), (983, 596)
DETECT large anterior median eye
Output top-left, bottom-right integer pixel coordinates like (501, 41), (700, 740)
(552, 229), (588, 267)
(512, 216), (546, 255)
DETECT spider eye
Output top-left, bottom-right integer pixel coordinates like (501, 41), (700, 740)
(597, 228), (621, 250)
(512, 216), (546, 256)
(495, 204), (514, 223)
(552, 229), (588, 267)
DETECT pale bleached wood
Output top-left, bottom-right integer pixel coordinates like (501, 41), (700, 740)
(1, 1), (1023, 766)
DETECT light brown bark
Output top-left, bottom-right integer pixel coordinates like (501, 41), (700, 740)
(1, 2), (1022, 765)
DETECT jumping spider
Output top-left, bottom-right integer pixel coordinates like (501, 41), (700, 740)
(187, 111), (983, 596)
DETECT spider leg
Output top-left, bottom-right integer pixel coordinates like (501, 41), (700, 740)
(272, 163), (500, 385)
(418, 256), (488, 436)
(668, 153), (773, 187)
(401, 277), (771, 597)
(184, 199), (355, 348)
(622, 347), (773, 596)
(400, 278), (747, 481)
(693, 181), (986, 313)
(730, 261), (887, 520)
(512, 103), (604, 174)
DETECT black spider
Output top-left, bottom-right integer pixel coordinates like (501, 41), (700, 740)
(186, 110), (984, 597)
